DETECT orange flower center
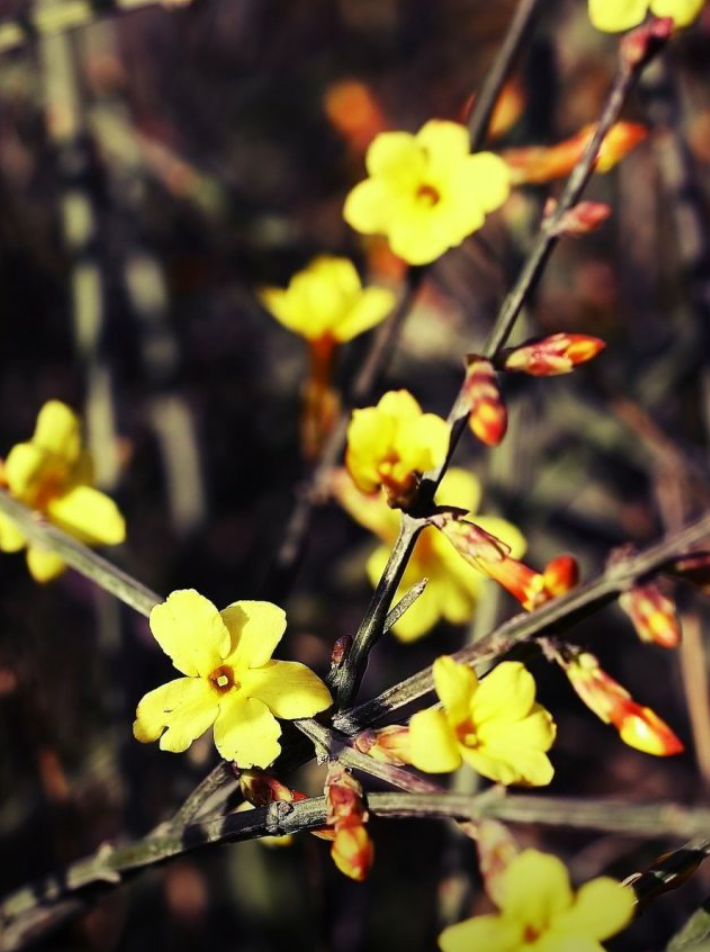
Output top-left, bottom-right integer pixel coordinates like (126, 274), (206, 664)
(416, 184), (441, 207)
(523, 925), (541, 943)
(209, 664), (239, 694)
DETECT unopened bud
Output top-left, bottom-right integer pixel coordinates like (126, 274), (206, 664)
(331, 819), (375, 882)
(471, 819), (520, 908)
(498, 333), (606, 376)
(619, 584), (681, 649)
(620, 17), (674, 69)
(355, 725), (412, 766)
(549, 202), (612, 237)
(325, 765), (368, 825)
(331, 635), (352, 669)
(239, 771), (295, 807)
(461, 79), (525, 140)
(431, 511), (511, 564)
(543, 554), (580, 597)
(617, 701), (684, 756)
(463, 356), (507, 446)
(477, 555), (548, 611)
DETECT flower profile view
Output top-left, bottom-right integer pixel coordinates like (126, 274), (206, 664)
(134, 590), (333, 767)
(589, 0), (704, 31)
(409, 657), (556, 785)
(260, 256), (395, 346)
(334, 466), (525, 641)
(0, 400), (125, 582)
(345, 389), (450, 508)
(343, 120), (510, 265)
(439, 848), (634, 952)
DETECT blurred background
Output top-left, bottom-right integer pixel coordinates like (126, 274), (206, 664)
(2, 0), (710, 949)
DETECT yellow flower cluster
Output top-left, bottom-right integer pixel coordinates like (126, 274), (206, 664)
(134, 590), (332, 767)
(0, 401), (125, 582)
(409, 657), (556, 786)
(589, 0), (704, 31)
(440, 849), (634, 952)
(335, 466), (525, 641)
(344, 120), (510, 265)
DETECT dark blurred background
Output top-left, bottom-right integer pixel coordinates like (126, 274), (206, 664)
(2, 0), (710, 949)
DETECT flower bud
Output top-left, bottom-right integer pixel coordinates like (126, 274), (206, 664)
(562, 650), (683, 756)
(463, 356), (507, 446)
(355, 725), (412, 766)
(477, 555), (547, 610)
(331, 818), (375, 882)
(620, 17), (674, 69)
(543, 554), (580, 597)
(325, 765), (368, 825)
(548, 202), (612, 237)
(431, 511), (511, 564)
(619, 584), (681, 649)
(239, 771), (295, 807)
(498, 333), (606, 376)
(669, 552), (710, 594)
(471, 819), (520, 908)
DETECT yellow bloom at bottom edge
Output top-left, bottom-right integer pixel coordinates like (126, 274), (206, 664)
(133, 589), (333, 768)
(439, 849), (634, 952)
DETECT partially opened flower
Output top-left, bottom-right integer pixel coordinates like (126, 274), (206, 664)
(344, 120), (510, 265)
(334, 467), (525, 641)
(589, 0), (703, 31)
(439, 849), (634, 952)
(0, 400), (125, 582)
(345, 390), (450, 508)
(409, 657), (556, 786)
(134, 590), (333, 768)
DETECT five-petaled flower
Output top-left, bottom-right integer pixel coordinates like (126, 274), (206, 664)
(439, 848), (635, 952)
(133, 589), (333, 767)
(334, 467), (525, 641)
(408, 657), (556, 785)
(0, 400), (125, 582)
(345, 389), (450, 508)
(589, 0), (703, 31)
(343, 120), (510, 265)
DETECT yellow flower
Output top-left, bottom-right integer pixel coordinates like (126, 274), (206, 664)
(260, 256), (395, 344)
(409, 657), (555, 785)
(133, 589), (333, 768)
(589, 0), (704, 31)
(345, 389), (450, 507)
(334, 466), (525, 641)
(439, 849), (634, 952)
(343, 120), (510, 265)
(0, 401), (125, 582)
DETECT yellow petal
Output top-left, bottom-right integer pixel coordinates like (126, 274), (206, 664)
(467, 742), (554, 787)
(471, 662), (536, 726)
(346, 406), (397, 492)
(0, 513), (25, 552)
(377, 389), (423, 420)
(455, 153), (511, 215)
(213, 694), (282, 767)
(542, 936), (605, 952)
(409, 708), (462, 773)
(4, 443), (49, 502)
(133, 676), (218, 751)
(474, 515), (526, 560)
(459, 746), (529, 785)
(220, 600), (287, 669)
(479, 704), (557, 753)
(435, 571), (478, 625)
(395, 412), (450, 475)
(46, 486), (126, 546)
(650, 0), (704, 24)
(388, 581), (443, 641)
(415, 120), (470, 176)
(259, 286), (307, 336)
(553, 877), (634, 941)
(26, 546), (66, 583)
(32, 400), (81, 465)
(334, 287), (396, 342)
(149, 589), (231, 678)
(433, 655), (478, 725)
(365, 130), (425, 187)
(332, 469), (399, 541)
(438, 914), (523, 952)
(241, 659), (332, 719)
(434, 467), (482, 514)
(388, 206), (457, 265)
(343, 179), (393, 236)
(588, 0), (649, 31)
(499, 850), (574, 931)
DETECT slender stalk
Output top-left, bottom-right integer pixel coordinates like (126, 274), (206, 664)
(335, 507), (710, 733)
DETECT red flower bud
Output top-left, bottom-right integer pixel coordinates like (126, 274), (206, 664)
(331, 819), (375, 882)
(498, 333), (606, 376)
(549, 202), (612, 238)
(543, 554), (580, 597)
(355, 725), (412, 766)
(463, 356), (507, 446)
(619, 584), (681, 649)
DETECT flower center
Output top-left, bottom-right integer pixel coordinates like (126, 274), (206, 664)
(209, 664), (239, 694)
(456, 719), (480, 748)
(523, 925), (541, 944)
(416, 184), (441, 207)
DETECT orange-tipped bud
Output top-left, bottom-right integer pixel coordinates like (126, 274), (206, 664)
(331, 819), (375, 882)
(470, 819), (520, 908)
(461, 79), (525, 140)
(549, 202), (612, 237)
(670, 552), (710, 594)
(431, 511), (511, 564)
(477, 555), (548, 611)
(463, 356), (507, 446)
(239, 771), (295, 807)
(503, 122), (647, 185)
(355, 725), (412, 766)
(325, 765), (368, 825)
(498, 333), (606, 376)
(543, 554), (580, 597)
(619, 584), (681, 649)
(323, 80), (388, 153)
(563, 650), (683, 756)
